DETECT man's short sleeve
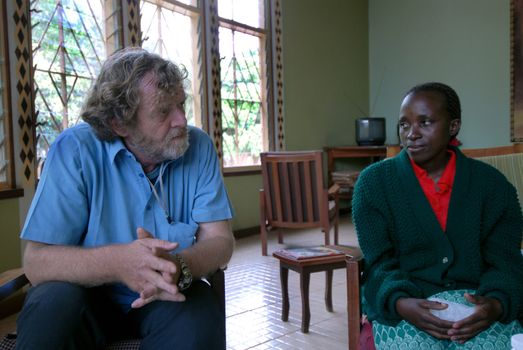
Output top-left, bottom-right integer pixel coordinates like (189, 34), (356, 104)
(189, 128), (234, 223)
(21, 130), (89, 244)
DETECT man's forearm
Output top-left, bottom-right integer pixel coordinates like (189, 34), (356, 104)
(181, 235), (234, 279)
(180, 220), (234, 279)
(24, 236), (180, 295)
(23, 241), (123, 286)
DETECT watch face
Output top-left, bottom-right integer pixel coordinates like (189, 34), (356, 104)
(176, 254), (193, 291)
(178, 274), (192, 291)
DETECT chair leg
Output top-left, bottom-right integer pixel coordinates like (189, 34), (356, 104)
(335, 194), (340, 245)
(324, 225), (330, 246)
(261, 224), (268, 256)
(334, 215), (339, 246)
(280, 265), (290, 322)
(278, 229), (283, 244)
(347, 259), (362, 350)
(299, 271), (311, 333)
(325, 269), (333, 312)
(260, 191), (268, 256)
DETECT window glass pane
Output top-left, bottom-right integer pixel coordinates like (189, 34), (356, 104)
(218, 0), (264, 29)
(174, 0), (197, 5)
(141, 0), (202, 127)
(32, 0), (109, 166)
(219, 27), (267, 167)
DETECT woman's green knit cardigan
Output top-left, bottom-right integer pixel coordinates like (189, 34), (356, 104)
(352, 147), (523, 326)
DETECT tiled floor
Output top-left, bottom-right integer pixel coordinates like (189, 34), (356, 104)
(225, 215), (359, 350)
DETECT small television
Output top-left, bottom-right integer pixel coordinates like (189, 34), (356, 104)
(355, 117), (386, 146)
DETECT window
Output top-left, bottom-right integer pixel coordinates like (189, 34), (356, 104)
(0, 0), (15, 191)
(140, 0), (202, 128)
(140, 0), (282, 171)
(218, 0), (268, 168)
(15, 0), (282, 178)
(31, 0), (122, 171)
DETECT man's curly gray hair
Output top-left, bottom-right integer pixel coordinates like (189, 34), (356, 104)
(81, 47), (188, 141)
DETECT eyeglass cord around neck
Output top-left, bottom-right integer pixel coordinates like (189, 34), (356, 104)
(145, 164), (173, 224)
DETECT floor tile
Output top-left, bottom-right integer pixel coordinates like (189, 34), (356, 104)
(225, 216), (356, 349)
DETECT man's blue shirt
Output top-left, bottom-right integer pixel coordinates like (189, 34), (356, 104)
(21, 123), (233, 309)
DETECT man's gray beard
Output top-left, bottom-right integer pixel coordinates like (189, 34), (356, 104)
(129, 127), (190, 164)
(162, 131), (189, 161)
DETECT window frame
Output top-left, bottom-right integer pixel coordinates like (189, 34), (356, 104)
(218, 13), (270, 171)
(139, 0), (282, 174)
(0, 0), (21, 198)
(31, 0), (124, 178)
(140, 0), (204, 129)
(6, 0), (285, 194)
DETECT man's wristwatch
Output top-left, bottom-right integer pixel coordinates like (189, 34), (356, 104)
(174, 253), (193, 291)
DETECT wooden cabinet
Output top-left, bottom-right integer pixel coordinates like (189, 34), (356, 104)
(324, 146), (400, 202)
(324, 146), (388, 185)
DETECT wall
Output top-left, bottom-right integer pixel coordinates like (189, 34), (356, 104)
(0, 1), (369, 269)
(283, 0), (369, 150)
(369, 0), (511, 147)
(3, 0), (512, 270)
(0, 198), (21, 270)
(225, 0), (370, 231)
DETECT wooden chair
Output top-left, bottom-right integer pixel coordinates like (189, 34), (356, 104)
(259, 151), (340, 256)
(0, 267), (226, 350)
(345, 144), (523, 350)
(346, 255), (364, 350)
(461, 143), (523, 157)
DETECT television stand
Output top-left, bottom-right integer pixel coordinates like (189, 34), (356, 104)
(324, 145), (397, 200)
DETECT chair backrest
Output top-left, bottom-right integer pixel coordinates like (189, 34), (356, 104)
(260, 151), (327, 229)
(461, 144), (523, 158)
(462, 146), (523, 200)
(463, 145), (523, 248)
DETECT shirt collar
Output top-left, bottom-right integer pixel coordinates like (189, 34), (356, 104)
(108, 137), (178, 170)
(410, 149), (456, 192)
(436, 150), (456, 192)
(108, 137), (129, 164)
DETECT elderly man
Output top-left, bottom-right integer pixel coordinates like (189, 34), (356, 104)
(16, 48), (234, 350)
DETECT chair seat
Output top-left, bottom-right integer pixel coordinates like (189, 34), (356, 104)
(0, 335), (14, 350)
(0, 334), (141, 350)
(0, 269), (226, 350)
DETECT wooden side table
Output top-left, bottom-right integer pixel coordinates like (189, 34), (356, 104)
(272, 246), (361, 333)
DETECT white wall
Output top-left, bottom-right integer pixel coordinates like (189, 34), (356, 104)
(369, 0), (511, 148)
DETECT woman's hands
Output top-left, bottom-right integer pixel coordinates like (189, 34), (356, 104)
(396, 298), (454, 339)
(396, 294), (503, 343)
(447, 293), (502, 343)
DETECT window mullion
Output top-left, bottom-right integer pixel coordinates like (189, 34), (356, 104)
(269, 0), (284, 151)
(202, 0), (224, 165)
(104, 0), (124, 54)
(0, 0), (15, 190)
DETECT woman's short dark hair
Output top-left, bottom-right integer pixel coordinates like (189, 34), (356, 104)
(405, 82), (461, 121)
(81, 47), (188, 141)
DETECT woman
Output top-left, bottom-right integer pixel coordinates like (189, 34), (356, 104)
(352, 82), (523, 349)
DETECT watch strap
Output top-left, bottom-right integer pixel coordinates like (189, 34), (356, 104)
(174, 253), (193, 291)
